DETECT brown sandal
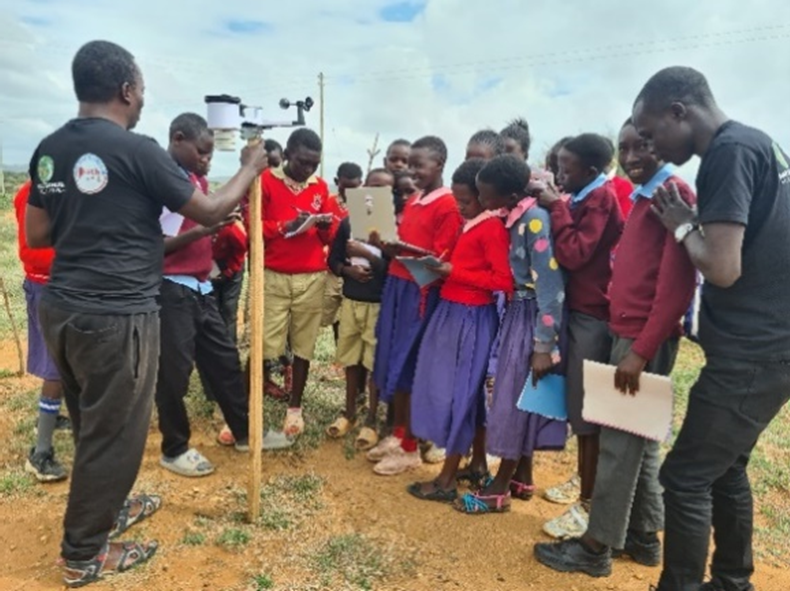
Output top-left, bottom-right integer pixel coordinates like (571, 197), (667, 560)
(62, 540), (158, 588)
(326, 416), (355, 438)
(355, 427), (379, 451)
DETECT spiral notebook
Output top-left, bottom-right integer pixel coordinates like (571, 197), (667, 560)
(581, 360), (673, 442)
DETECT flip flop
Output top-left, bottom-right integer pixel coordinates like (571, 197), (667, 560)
(407, 481), (458, 503)
(355, 427), (379, 451)
(326, 416), (355, 438)
(109, 494), (162, 540)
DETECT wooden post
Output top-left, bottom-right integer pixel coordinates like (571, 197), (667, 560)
(0, 277), (25, 377)
(246, 138), (265, 521)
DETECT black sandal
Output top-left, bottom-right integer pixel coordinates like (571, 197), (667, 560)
(456, 467), (491, 490)
(407, 481), (458, 503)
(109, 493), (162, 540)
(62, 540), (158, 588)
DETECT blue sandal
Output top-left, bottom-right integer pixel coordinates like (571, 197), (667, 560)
(453, 490), (511, 514)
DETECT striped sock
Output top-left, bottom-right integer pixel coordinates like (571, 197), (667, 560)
(35, 396), (61, 454)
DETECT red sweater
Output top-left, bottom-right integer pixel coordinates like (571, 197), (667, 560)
(441, 215), (513, 306)
(609, 176), (697, 360)
(548, 182), (624, 321)
(260, 167), (334, 274)
(611, 175), (634, 219)
(212, 221), (248, 278)
(389, 188), (463, 282)
(163, 173), (213, 281)
(14, 181), (55, 284)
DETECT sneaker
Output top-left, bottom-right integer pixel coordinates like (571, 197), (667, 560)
(25, 447), (68, 482)
(544, 473), (581, 505)
(612, 530), (661, 567)
(422, 442), (446, 464)
(534, 538), (612, 578)
(216, 424), (235, 446)
(366, 435), (401, 463)
(160, 449), (215, 478)
(373, 448), (422, 476)
(234, 430), (295, 452)
(543, 502), (589, 539)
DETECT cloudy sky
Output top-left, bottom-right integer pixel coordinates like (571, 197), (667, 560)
(3, 0), (790, 185)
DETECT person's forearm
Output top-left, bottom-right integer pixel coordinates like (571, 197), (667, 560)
(683, 229), (740, 288)
(164, 227), (209, 254)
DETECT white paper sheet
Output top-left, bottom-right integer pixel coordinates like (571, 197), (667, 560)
(284, 214), (332, 239)
(582, 360), (673, 442)
(159, 207), (184, 237)
(350, 243), (382, 269)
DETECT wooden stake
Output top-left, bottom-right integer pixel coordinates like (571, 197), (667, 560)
(0, 277), (25, 377)
(366, 133), (380, 176)
(246, 138), (265, 521)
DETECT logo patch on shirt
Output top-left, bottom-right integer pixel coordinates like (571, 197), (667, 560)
(73, 153), (109, 195)
(773, 142), (790, 185)
(37, 155), (54, 183)
(312, 194), (322, 211)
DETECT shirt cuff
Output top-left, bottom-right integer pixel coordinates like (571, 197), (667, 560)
(533, 340), (555, 354)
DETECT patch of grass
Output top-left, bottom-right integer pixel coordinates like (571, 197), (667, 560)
(250, 573), (274, 590)
(181, 531), (206, 546)
(0, 469), (34, 497)
(0, 211), (26, 342)
(256, 473), (326, 531)
(216, 527), (251, 549)
(311, 533), (410, 590)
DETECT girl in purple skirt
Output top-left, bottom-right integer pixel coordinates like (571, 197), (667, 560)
(455, 155), (566, 514)
(407, 158), (512, 502)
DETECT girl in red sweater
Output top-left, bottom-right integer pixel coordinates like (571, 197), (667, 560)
(368, 136), (463, 476)
(407, 159), (512, 501)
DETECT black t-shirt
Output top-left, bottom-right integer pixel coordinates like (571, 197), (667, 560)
(28, 118), (195, 314)
(328, 217), (388, 303)
(696, 120), (790, 360)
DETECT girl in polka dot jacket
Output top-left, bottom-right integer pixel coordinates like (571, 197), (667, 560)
(455, 155), (566, 514)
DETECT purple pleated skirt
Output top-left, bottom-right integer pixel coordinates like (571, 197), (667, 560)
(372, 275), (440, 403)
(486, 297), (567, 460)
(485, 291), (508, 377)
(411, 300), (498, 455)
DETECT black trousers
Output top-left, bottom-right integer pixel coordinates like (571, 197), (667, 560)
(155, 281), (248, 458)
(39, 301), (159, 561)
(657, 354), (790, 591)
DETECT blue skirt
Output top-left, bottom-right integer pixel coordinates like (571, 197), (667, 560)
(411, 300), (498, 455)
(372, 276), (440, 403)
(486, 297), (567, 460)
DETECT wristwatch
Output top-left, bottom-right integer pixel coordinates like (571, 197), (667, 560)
(674, 222), (699, 244)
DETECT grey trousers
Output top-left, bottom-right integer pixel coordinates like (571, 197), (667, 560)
(39, 301), (160, 561)
(585, 335), (679, 549)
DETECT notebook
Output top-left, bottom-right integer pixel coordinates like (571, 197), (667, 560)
(581, 360), (673, 442)
(516, 373), (567, 421)
(395, 255), (443, 288)
(284, 214), (333, 238)
(346, 187), (398, 243)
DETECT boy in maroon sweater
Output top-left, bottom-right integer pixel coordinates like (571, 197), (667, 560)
(534, 118), (696, 577)
(533, 133), (624, 537)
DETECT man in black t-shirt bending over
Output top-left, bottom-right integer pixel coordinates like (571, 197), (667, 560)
(634, 67), (790, 591)
(25, 40), (267, 588)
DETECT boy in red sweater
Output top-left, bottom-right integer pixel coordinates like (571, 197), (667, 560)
(535, 118), (696, 577)
(14, 180), (69, 483)
(533, 133), (624, 537)
(260, 128), (335, 437)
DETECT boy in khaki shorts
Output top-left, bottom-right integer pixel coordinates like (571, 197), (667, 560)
(325, 168), (394, 450)
(259, 128), (335, 437)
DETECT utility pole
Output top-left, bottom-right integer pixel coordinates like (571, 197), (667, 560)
(318, 72), (325, 178)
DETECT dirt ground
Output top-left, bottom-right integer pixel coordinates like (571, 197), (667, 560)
(1, 338), (789, 591)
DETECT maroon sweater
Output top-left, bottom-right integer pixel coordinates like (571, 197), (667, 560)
(547, 182), (623, 321)
(609, 176), (697, 360)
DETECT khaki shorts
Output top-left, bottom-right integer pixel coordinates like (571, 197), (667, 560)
(336, 298), (381, 371)
(321, 273), (343, 327)
(264, 270), (326, 361)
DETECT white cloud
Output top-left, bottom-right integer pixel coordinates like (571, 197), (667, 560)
(2, 0), (790, 188)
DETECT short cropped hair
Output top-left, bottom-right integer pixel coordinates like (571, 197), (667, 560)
(412, 135), (448, 164)
(337, 162), (364, 180)
(452, 158), (486, 194)
(477, 155), (531, 196)
(264, 139), (283, 154)
(169, 113), (210, 141)
(387, 139), (411, 152)
(467, 129), (506, 156)
(72, 40), (138, 104)
(635, 66), (716, 112)
(500, 117), (531, 157)
(286, 128), (322, 153)
(562, 133), (614, 172)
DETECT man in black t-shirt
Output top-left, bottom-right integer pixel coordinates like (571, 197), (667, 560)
(26, 40), (267, 588)
(633, 67), (790, 591)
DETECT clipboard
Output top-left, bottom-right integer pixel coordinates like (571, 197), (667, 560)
(581, 360), (673, 442)
(346, 187), (398, 243)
